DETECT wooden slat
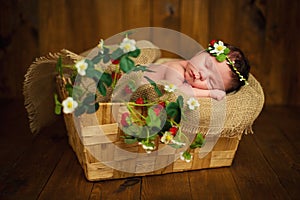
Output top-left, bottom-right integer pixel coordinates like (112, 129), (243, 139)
(0, 119), (68, 200)
(122, 0), (151, 30)
(188, 168), (241, 199)
(252, 106), (300, 199)
(208, 0), (239, 43)
(266, 106), (300, 148)
(151, 0), (181, 58)
(38, 148), (93, 200)
(180, 0), (210, 47)
(141, 172), (192, 199)
(0, 101), (34, 177)
(230, 134), (289, 199)
(90, 178), (141, 200)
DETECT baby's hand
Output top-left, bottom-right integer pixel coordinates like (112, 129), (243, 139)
(209, 89), (226, 100)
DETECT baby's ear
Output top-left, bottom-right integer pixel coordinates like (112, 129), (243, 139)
(210, 89), (226, 100)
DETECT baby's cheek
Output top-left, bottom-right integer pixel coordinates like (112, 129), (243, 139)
(191, 80), (208, 90)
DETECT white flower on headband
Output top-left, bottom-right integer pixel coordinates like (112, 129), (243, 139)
(62, 97), (78, 114)
(209, 41), (226, 56)
(120, 37), (136, 53)
(75, 59), (88, 76)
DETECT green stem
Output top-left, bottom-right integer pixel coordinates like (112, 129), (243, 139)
(126, 104), (146, 123)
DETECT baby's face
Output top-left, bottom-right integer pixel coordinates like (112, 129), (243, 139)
(184, 52), (232, 91)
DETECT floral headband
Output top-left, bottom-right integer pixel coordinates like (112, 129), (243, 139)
(207, 40), (248, 85)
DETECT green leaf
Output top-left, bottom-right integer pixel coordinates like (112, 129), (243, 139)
(100, 72), (113, 86)
(72, 85), (84, 101)
(169, 143), (184, 149)
(124, 138), (138, 144)
(176, 95), (184, 109)
(97, 82), (107, 96)
(123, 124), (143, 137)
(216, 54), (226, 62)
(97, 72), (113, 96)
(224, 47), (230, 55)
(83, 93), (96, 104)
(128, 49), (141, 58)
(91, 52), (103, 64)
(85, 59), (95, 69)
(103, 54), (110, 63)
(183, 151), (192, 160)
(86, 103), (99, 114)
(111, 48), (124, 60)
(132, 65), (154, 72)
(144, 76), (163, 97)
(146, 109), (161, 128)
(190, 133), (205, 149)
(120, 56), (135, 73)
(195, 133), (204, 144)
(54, 104), (61, 115)
(74, 105), (86, 117)
(166, 102), (179, 118)
(54, 93), (62, 115)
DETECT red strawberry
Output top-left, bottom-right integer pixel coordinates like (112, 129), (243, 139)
(209, 39), (217, 46)
(121, 112), (130, 127)
(135, 97), (144, 104)
(158, 101), (166, 108)
(111, 59), (120, 64)
(169, 127), (178, 136)
(111, 72), (122, 80)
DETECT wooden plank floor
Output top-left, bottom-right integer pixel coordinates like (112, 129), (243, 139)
(0, 100), (299, 200)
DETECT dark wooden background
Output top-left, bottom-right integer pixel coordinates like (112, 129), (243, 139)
(1, 0), (299, 105)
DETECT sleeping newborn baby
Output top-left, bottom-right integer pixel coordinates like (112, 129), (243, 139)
(144, 40), (250, 100)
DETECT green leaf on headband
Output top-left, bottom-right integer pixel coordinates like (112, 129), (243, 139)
(224, 48), (230, 55)
(216, 54), (226, 62)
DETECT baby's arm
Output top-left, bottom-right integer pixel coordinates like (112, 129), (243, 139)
(192, 87), (226, 100)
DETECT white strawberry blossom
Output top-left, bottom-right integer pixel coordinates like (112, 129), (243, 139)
(187, 97), (200, 110)
(160, 132), (174, 144)
(97, 39), (104, 54)
(120, 37), (136, 53)
(164, 83), (177, 93)
(75, 59), (88, 76)
(62, 97), (78, 114)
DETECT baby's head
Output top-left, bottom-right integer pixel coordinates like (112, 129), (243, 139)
(187, 40), (250, 93)
(223, 42), (250, 92)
